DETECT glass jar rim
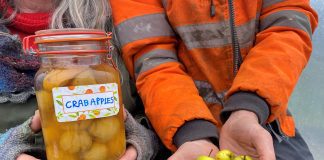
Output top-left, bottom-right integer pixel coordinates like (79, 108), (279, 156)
(35, 28), (105, 35)
(23, 28), (112, 55)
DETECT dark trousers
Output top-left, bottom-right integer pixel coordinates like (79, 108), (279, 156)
(267, 121), (314, 160)
(274, 129), (313, 160)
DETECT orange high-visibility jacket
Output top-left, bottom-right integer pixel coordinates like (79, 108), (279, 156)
(111, 0), (318, 150)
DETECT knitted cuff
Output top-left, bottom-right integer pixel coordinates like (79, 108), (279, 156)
(0, 117), (36, 160)
(221, 92), (270, 124)
(125, 110), (159, 160)
(173, 120), (219, 148)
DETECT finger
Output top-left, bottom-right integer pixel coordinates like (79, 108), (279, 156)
(168, 139), (219, 160)
(119, 145), (137, 160)
(167, 152), (184, 160)
(17, 154), (40, 160)
(30, 110), (41, 133)
(254, 129), (276, 160)
(123, 105), (127, 121)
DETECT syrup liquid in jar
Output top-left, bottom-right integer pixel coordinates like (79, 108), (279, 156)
(29, 29), (126, 160)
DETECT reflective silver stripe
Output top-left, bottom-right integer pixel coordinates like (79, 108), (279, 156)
(255, 12), (261, 33)
(162, 0), (168, 8)
(262, 0), (284, 8)
(176, 21), (230, 49)
(134, 49), (178, 78)
(237, 20), (257, 48)
(176, 20), (256, 49)
(116, 13), (175, 46)
(194, 80), (226, 105)
(260, 10), (312, 37)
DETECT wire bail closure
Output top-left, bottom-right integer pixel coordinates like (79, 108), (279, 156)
(23, 30), (118, 70)
(23, 31), (112, 55)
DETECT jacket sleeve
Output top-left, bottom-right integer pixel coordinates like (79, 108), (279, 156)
(110, 0), (219, 151)
(223, 1), (318, 125)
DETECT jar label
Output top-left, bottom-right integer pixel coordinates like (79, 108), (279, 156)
(52, 83), (120, 122)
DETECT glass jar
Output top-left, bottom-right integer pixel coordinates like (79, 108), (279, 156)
(25, 29), (126, 160)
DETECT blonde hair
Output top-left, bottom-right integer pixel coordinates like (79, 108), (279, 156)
(1, 0), (113, 32)
(51, 0), (123, 81)
(1, 0), (123, 80)
(50, 0), (119, 49)
(50, 0), (111, 31)
(1, 0), (120, 52)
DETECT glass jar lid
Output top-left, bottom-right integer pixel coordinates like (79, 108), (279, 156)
(23, 28), (112, 55)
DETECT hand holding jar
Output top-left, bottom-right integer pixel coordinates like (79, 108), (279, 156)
(0, 29), (158, 160)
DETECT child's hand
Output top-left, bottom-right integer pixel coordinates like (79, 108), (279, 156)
(219, 110), (275, 160)
(168, 139), (219, 160)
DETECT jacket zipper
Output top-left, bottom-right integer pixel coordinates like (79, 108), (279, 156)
(209, 0), (224, 106)
(266, 121), (288, 142)
(210, 0), (216, 17)
(228, 0), (242, 76)
(208, 0), (241, 105)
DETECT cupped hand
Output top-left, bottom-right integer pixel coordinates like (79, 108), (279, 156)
(168, 139), (219, 160)
(219, 110), (275, 160)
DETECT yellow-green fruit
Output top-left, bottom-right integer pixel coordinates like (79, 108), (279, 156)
(71, 69), (97, 85)
(89, 117), (120, 142)
(45, 146), (77, 160)
(233, 155), (253, 160)
(196, 155), (216, 160)
(82, 142), (108, 160)
(91, 64), (117, 84)
(35, 90), (55, 128)
(215, 150), (235, 160)
(43, 68), (86, 91)
(59, 130), (92, 153)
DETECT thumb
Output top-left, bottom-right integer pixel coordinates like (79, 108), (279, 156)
(119, 145), (137, 160)
(123, 105), (127, 121)
(17, 154), (40, 160)
(254, 128), (275, 160)
(30, 110), (41, 133)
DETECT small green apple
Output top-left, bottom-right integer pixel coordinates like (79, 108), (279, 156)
(233, 156), (243, 160)
(215, 149), (235, 160)
(233, 155), (253, 160)
(196, 155), (216, 160)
